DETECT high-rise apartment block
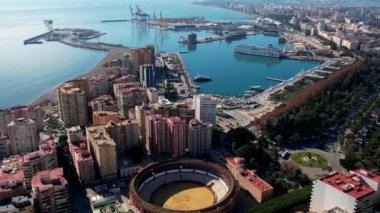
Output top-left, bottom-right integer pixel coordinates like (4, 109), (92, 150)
(87, 75), (110, 99)
(166, 117), (187, 158)
(104, 120), (139, 153)
(31, 168), (71, 213)
(145, 114), (188, 158)
(86, 127), (117, 181)
(135, 104), (156, 143)
(67, 126), (95, 185)
(130, 46), (155, 72)
(22, 139), (58, 190)
(7, 118), (38, 155)
(115, 86), (145, 118)
(139, 64), (156, 88)
(188, 119), (212, 157)
(145, 114), (168, 155)
(0, 105), (44, 134)
(58, 82), (88, 126)
(193, 94), (216, 127)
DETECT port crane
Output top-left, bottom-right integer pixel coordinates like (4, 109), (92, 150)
(129, 4), (150, 21)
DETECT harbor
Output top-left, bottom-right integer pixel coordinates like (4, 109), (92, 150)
(1, 0), (322, 108)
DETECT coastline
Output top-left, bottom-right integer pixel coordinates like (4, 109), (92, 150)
(30, 45), (130, 109)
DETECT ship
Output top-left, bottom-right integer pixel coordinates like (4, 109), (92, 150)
(234, 44), (282, 58)
(194, 75), (212, 82)
(225, 32), (247, 41)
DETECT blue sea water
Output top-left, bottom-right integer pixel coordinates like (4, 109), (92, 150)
(0, 0), (319, 108)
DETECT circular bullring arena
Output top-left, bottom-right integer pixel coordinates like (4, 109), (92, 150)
(129, 159), (239, 213)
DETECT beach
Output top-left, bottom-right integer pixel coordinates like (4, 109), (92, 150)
(31, 45), (130, 109)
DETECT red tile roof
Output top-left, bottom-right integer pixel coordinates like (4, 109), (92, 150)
(226, 157), (273, 192)
(321, 172), (375, 199)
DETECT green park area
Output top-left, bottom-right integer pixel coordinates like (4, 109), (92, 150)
(291, 152), (328, 168)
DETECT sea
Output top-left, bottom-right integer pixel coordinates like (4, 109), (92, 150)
(0, 0), (320, 108)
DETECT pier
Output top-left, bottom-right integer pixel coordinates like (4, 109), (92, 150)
(101, 20), (128, 23)
(266, 77), (286, 82)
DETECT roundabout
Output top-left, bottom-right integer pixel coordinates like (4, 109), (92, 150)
(291, 151), (329, 168)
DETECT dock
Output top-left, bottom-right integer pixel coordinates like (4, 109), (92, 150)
(174, 52), (197, 96)
(179, 35), (226, 44)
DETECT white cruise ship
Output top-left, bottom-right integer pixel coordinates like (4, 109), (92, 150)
(234, 44), (282, 58)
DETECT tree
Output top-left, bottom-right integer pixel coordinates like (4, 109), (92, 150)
(225, 127), (256, 151)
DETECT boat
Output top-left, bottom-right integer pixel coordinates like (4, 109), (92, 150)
(234, 44), (282, 58)
(250, 85), (265, 92)
(194, 75), (212, 82)
(250, 85), (262, 90)
(279, 36), (286, 43)
(245, 90), (257, 94)
(225, 32), (247, 41)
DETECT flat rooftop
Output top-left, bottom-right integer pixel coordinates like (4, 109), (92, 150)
(321, 172), (375, 199)
(354, 169), (380, 183)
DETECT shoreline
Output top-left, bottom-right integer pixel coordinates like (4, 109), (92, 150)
(30, 44), (130, 109)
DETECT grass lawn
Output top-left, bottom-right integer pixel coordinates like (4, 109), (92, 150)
(291, 152), (328, 168)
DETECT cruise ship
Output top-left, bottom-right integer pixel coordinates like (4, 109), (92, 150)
(194, 75), (212, 82)
(234, 44), (282, 58)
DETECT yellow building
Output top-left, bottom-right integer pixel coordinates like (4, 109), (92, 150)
(86, 126), (117, 181)
(58, 82), (88, 126)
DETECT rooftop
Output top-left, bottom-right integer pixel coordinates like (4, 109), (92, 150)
(23, 139), (56, 163)
(118, 87), (145, 95)
(70, 141), (93, 162)
(227, 157), (273, 192)
(60, 82), (84, 94)
(7, 117), (35, 127)
(87, 126), (116, 146)
(0, 169), (24, 193)
(93, 111), (120, 117)
(353, 169), (380, 184)
(0, 155), (23, 176)
(321, 172), (375, 199)
(31, 168), (67, 191)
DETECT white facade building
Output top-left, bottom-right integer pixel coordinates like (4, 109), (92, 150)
(310, 172), (377, 213)
(193, 94), (216, 127)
